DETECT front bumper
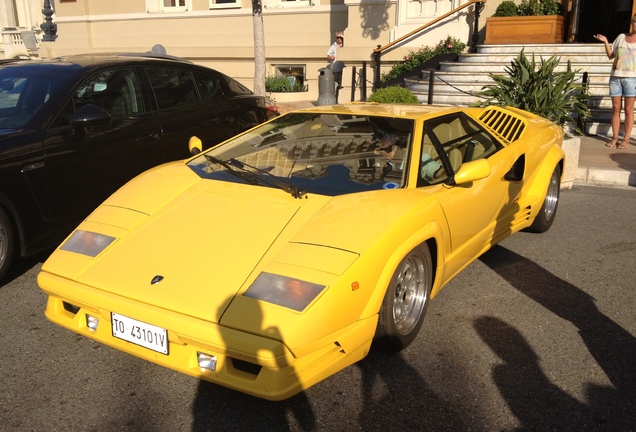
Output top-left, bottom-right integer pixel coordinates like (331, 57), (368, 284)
(39, 271), (376, 401)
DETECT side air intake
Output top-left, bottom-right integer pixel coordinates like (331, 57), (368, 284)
(478, 107), (527, 144)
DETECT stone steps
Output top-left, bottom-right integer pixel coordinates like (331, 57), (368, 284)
(404, 43), (628, 137)
(475, 43), (605, 54)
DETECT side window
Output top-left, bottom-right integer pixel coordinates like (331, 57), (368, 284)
(419, 131), (446, 185)
(209, 0), (239, 9)
(144, 0), (188, 12)
(72, 67), (144, 118)
(161, 0), (186, 11)
(192, 71), (220, 100)
(49, 99), (74, 129)
(418, 113), (501, 186)
(145, 67), (199, 110)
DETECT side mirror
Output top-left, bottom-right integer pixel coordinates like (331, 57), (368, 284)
(453, 159), (491, 185)
(71, 104), (110, 128)
(189, 136), (203, 155)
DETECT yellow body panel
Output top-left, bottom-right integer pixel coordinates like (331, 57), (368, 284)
(39, 103), (564, 400)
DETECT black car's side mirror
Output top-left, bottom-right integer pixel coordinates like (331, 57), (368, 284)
(71, 104), (111, 128)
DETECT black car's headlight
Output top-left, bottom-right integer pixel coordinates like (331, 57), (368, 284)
(244, 272), (326, 312)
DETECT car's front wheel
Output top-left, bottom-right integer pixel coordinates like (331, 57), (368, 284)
(0, 207), (15, 281)
(526, 165), (561, 233)
(374, 244), (433, 352)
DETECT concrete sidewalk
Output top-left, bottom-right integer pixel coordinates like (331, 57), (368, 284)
(275, 101), (636, 189)
(577, 134), (636, 188)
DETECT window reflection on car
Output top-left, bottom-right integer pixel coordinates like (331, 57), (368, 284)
(188, 113), (414, 196)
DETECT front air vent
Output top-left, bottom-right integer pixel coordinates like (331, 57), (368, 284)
(63, 301), (80, 314)
(478, 107), (527, 144)
(231, 358), (262, 376)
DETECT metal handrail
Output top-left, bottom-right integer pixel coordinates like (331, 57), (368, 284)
(372, 0), (487, 90)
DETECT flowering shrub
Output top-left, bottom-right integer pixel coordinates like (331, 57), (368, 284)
(494, 0), (562, 17)
(380, 36), (466, 82)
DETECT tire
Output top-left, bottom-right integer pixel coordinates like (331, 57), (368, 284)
(525, 165), (561, 233)
(0, 207), (15, 281)
(373, 244), (433, 352)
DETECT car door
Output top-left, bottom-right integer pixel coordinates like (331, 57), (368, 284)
(0, 70), (56, 249)
(417, 113), (521, 281)
(144, 65), (259, 162)
(42, 66), (163, 236)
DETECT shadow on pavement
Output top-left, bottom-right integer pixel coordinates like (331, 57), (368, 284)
(479, 245), (636, 431)
(0, 248), (52, 289)
(192, 380), (315, 431)
(355, 349), (474, 431)
(191, 347), (477, 431)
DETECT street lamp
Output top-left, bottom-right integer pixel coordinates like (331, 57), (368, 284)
(41, 0), (58, 41)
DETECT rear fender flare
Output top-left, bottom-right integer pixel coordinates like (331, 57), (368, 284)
(527, 146), (564, 203)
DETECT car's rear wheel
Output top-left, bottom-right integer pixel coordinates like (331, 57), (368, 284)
(526, 165), (561, 233)
(0, 207), (15, 281)
(374, 244), (432, 352)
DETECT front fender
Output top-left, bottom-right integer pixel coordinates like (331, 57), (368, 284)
(359, 210), (449, 320)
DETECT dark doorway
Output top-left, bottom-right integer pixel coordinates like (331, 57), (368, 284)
(576, 0), (632, 43)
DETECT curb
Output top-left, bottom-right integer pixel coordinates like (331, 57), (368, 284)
(576, 166), (636, 187)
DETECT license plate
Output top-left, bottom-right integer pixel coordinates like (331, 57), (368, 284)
(111, 312), (168, 355)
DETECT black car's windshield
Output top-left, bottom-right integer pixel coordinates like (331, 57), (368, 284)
(187, 113), (413, 196)
(0, 67), (65, 129)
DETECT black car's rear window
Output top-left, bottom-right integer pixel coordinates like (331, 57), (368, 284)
(218, 73), (252, 96)
(145, 66), (199, 110)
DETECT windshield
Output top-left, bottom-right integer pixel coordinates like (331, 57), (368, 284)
(187, 113), (413, 196)
(0, 67), (63, 129)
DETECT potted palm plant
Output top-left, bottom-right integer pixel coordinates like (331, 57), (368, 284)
(474, 50), (590, 189)
(485, 0), (565, 44)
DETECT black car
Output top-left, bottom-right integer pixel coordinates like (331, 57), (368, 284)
(0, 53), (277, 280)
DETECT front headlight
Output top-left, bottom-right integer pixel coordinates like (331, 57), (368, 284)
(244, 272), (326, 312)
(60, 230), (116, 257)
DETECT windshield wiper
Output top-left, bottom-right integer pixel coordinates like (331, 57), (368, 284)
(204, 154), (263, 187)
(228, 158), (307, 199)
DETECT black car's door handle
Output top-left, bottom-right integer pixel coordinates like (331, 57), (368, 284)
(138, 132), (161, 142)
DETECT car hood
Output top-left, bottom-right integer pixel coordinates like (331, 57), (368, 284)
(43, 163), (434, 324)
(65, 191), (318, 324)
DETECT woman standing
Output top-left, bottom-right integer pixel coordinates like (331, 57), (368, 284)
(594, 15), (636, 149)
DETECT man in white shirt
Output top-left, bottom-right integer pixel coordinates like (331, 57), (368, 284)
(327, 33), (344, 102)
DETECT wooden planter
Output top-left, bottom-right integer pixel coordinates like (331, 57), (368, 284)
(485, 15), (565, 44)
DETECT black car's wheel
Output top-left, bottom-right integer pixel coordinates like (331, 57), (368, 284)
(0, 207), (15, 281)
(374, 244), (433, 352)
(525, 165), (561, 233)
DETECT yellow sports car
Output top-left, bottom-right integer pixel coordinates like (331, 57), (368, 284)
(39, 103), (564, 400)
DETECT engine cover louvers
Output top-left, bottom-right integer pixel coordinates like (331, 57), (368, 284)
(478, 107), (527, 144)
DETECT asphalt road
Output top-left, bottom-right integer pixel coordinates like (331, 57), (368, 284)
(1, 185), (635, 432)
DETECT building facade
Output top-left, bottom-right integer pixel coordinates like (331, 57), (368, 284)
(2, 1), (635, 101)
(2, 0), (492, 100)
